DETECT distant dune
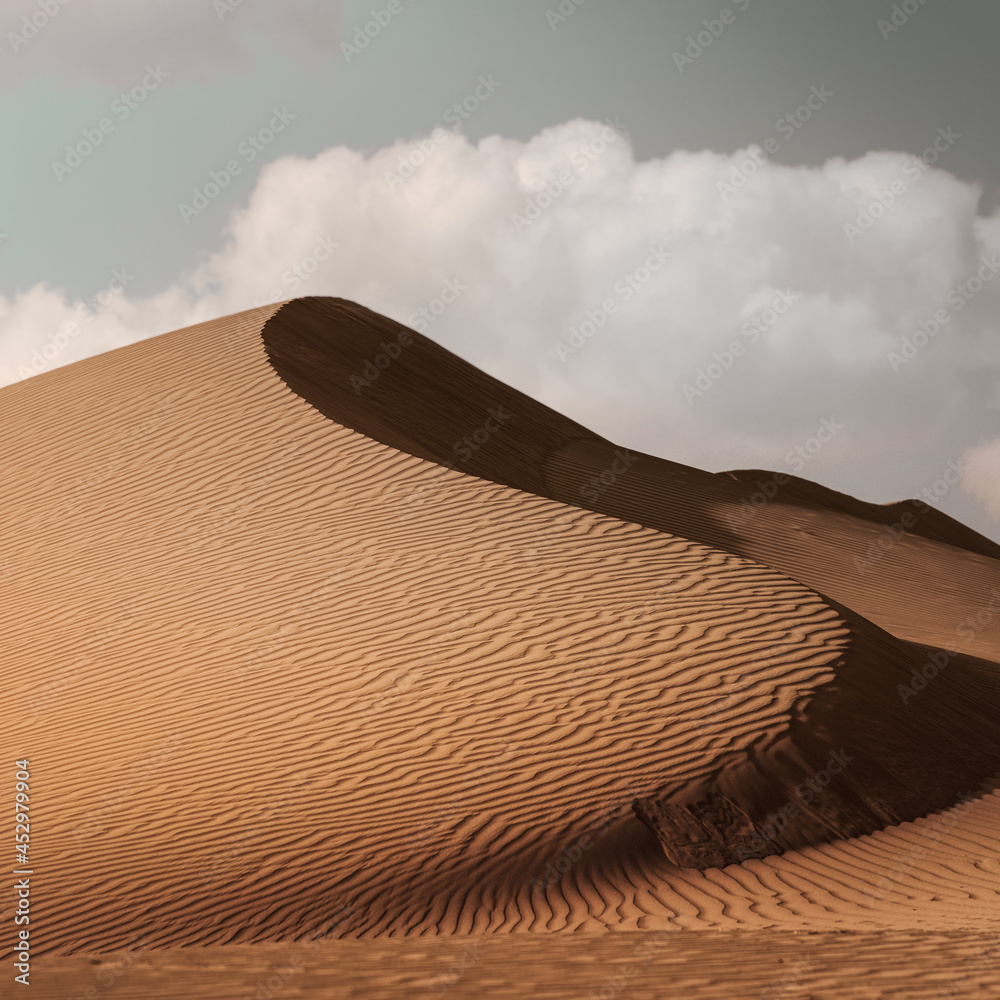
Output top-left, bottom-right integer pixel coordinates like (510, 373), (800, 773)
(3, 298), (1000, 974)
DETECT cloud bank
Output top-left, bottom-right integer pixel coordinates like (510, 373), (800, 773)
(2, 118), (999, 530)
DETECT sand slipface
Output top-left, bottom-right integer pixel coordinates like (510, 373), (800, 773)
(2, 297), (1000, 970)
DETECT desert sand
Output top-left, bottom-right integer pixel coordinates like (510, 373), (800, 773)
(2, 297), (999, 996)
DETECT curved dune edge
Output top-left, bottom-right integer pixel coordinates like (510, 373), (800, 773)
(262, 299), (1000, 547)
(260, 296), (1000, 867)
(632, 631), (1000, 867)
(1, 300), (999, 955)
(262, 297), (1000, 661)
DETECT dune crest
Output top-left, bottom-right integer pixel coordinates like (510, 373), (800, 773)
(262, 297), (1000, 867)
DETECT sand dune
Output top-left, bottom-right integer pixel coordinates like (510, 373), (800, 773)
(3, 298), (1000, 991)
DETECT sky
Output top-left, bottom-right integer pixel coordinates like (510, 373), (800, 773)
(2, 0), (1000, 542)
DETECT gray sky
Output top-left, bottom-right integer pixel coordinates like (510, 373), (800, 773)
(3, 0), (1000, 544)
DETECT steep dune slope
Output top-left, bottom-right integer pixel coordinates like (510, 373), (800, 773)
(264, 297), (1000, 660)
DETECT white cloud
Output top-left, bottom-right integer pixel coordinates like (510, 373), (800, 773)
(3, 118), (1000, 529)
(2, 0), (340, 86)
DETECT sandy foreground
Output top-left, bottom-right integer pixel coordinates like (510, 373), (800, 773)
(33, 932), (1000, 999)
(2, 297), (999, 996)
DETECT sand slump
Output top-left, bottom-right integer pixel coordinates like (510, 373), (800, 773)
(633, 628), (1000, 867)
(2, 297), (1000, 958)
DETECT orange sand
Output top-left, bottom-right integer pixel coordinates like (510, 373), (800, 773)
(2, 298), (998, 996)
